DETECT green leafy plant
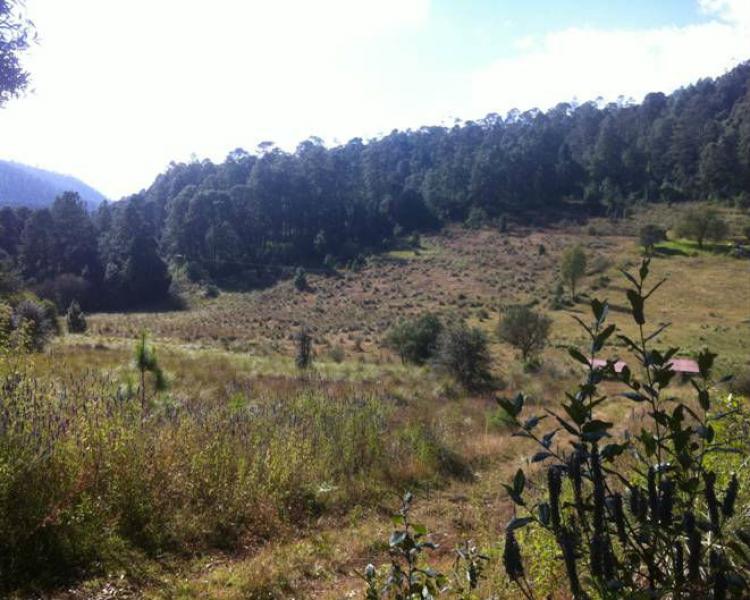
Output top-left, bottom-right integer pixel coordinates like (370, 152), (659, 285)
(294, 267), (308, 291)
(133, 331), (167, 415)
(498, 258), (748, 598)
(357, 492), (446, 599)
(65, 299), (87, 333)
(385, 312), (443, 365)
(435, 322), (493, 392)
(560, 244), (587, 300)
(497, 305), (551, 363)
(452, 540), (490, 598)
(295, 327), (313, 370)
(11, 298), (57, 351)
(675, 206), (729, 249)
(639, 224), (667, 255)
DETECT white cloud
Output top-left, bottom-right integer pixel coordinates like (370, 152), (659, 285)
(699, 0), (750, 27)
(471, 1), (749, 118)
(0, 0), (431, 198)
(0, 0), (747, 199)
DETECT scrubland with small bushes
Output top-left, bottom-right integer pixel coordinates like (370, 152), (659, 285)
(1, 203), (750, 598)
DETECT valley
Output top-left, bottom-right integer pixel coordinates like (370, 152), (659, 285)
(30, 204), (750, 598)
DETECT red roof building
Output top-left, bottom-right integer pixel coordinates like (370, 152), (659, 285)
(589, 357), (699, 374)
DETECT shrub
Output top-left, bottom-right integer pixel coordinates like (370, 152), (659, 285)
(498, 259), (748, 598)
(497, 305), (551, 362)
(560, 244), (586, 299)
(729, 369), (750, 397)
(133, 332), (167, 414)
(358, 493), (446, 598)
(293, 267), (307, 291)
(435, 322), (493, 392)
(639, 223), (667, 254)
(323, 254), (337, 270)
(465, 206), (488, 229)
(675, 206), (729, 248)
(385, 313), (443, 365)
(203, 283), (220, 298)
(349, 254), (367, 272)
(549, 281), (566, 310)
(295, 327), (313, 370)
(328, 344), (345, 363)
(11, 299), (57, 351)
(65, 300), (87, 333)
(41, 300), (60, 335)
(0, 302), (11, 348)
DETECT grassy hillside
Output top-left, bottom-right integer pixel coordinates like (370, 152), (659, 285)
(3, 203), (749, 598)
(87, 204), (750, 374)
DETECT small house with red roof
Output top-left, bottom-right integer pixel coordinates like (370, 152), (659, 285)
(589, 357), (699, 376)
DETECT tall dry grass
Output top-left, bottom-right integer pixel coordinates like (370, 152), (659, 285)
(0, 353), (461, 591)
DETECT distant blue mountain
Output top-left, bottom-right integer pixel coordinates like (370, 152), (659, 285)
(0, 160), (106, 209)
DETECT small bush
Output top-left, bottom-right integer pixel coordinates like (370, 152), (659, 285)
(328, 344), (345, 363)
(11, 299), (57, 351)
(729, 369), (750, 397)
(0, 302), (11, 348)
(465, 206), (488, 229)
(385, 313), (443, 365)
(497, 305), (551, 362)
(675, 206), (729, 248)
(560, 244), (586, 299)
(549, 282), (566, 310)
(203, 284), (220, 299)
(65, 300), (87, 333)
(435, 322), (493, 392)
(293, 267), (307, 291)
(639, 223), (667, 254)
(295, 328), (313, 370)
(323, 254), (337, 270)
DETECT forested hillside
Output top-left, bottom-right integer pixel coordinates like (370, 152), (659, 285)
(1, 61), (749, 310)
(0, 160), (106, 208)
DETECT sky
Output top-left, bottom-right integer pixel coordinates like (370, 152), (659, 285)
(0, 0), (748, 199)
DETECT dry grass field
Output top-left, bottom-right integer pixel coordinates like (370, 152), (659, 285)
(84, 203), (749, 374)
(17, 204), (750, 598)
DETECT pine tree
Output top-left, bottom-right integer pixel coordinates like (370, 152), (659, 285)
(65, 300), (87, 333)
(295, 327), (312, 370)
(133, 332), (167, 416)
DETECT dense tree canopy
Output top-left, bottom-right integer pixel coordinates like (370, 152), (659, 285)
(1, 61), (749, 310)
